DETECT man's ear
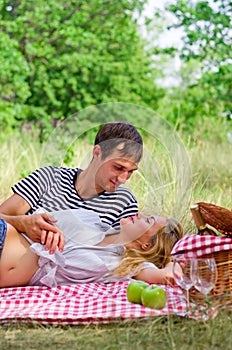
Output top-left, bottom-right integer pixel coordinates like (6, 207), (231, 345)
(93, 145), (102, 158)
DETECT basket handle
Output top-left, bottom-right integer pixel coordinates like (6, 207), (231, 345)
(190, 203), (220, 236)
(190, 204), (206, 231)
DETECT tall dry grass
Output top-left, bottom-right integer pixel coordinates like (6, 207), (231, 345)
(1, 123), (231, 230)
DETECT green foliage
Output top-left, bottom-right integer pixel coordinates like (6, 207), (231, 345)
(162, 0), (232, 126)
(0, 0), (164, 139)
(1, 0), (231, 138)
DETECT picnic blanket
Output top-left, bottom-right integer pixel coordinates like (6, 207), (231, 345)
(2, 234), (232, 325)
(0, 282), (193, 325)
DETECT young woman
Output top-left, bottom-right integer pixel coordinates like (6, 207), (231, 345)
(0, 209), (183, 288)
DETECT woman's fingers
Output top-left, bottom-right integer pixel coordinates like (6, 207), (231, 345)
(45, 231), (59, 254)
(43, 229), (65, 254)
(44, 230), (53, 252)
(57, 231), (65, 252)
(41, 229), (48, 245)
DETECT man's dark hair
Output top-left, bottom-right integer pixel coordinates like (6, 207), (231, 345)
(94, 122), (143, 162)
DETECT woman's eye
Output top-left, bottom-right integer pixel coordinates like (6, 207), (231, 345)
(147, 217), (156, 225)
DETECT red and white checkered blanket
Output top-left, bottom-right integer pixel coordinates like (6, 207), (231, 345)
(0, 282), (191, 325)
(171, 234), (232, 258)
(1, 234), (231, 325)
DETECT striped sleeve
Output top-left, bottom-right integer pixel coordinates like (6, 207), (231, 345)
(99, 188), (138, 229)
(12, 166), (56, 209)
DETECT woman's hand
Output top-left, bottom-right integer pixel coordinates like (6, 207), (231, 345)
(21, 213), (65, 253)
(163, 261), (182, 285)
(42, 227), (65, 254)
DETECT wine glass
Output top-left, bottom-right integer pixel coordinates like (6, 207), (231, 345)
(191, 258), (218, 319)
(191, 258), (217, 297)
(172, 255), (195, 309)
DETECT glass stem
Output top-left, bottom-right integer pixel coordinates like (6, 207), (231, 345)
(186, 289), (190, 310)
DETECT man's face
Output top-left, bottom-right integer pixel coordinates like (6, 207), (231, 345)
(93, 145), (139, 193)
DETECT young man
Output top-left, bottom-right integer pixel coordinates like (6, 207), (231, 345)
(0, 122), (143, 252)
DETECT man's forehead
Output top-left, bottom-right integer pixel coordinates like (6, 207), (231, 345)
(107, 146), (137, 160)
(101, 155), (138, 172)
(107, 148), (138, 161)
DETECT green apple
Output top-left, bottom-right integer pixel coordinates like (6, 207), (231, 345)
(141, 285), (167, 309)
(126, 280), (149, 304)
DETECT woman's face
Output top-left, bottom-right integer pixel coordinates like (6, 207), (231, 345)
(120, 212), (167, 247)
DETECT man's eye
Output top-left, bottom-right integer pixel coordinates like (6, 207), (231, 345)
(114, 166), (122, 171)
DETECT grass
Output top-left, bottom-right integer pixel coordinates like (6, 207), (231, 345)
(1, 310), (232, 350)
(0, 121), (232, 349)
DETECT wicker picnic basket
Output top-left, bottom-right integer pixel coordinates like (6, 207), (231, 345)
(189, 250), (232, 304)
(189, 202), (232, 304)
(190, 202), (232, 237)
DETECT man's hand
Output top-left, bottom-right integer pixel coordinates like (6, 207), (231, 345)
(0, 193), (65, 253)
(21, 213), (65, 253)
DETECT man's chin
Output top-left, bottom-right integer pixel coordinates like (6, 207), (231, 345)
(107, 184), (118, 192)
(108, 187), (117, 192)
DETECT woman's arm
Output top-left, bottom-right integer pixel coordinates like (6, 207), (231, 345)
(133, 262), (177, 285)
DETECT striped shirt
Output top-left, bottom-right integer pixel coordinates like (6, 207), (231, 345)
(12, 166), (138, 229)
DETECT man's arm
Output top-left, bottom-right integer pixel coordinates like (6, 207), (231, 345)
(0, 193), (30, 216)
(0, 193), (65, 251)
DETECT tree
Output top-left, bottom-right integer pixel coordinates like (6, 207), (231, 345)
(155, 0), (231, 129)
(174, 1), (230, 113)
(0, 0), (164, 139)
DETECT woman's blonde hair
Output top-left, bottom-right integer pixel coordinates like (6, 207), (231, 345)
(115, 218), (183, 277)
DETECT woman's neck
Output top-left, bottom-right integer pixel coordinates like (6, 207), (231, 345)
(96, 233), (122, 246)
(96, 232), (138, 248)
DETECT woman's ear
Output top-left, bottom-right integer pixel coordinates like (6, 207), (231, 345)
(141, 242), (150, 251)
(135, 240), (150, 250)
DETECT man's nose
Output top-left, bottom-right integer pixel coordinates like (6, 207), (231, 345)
(117, 172), (129, 183)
